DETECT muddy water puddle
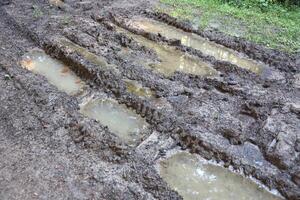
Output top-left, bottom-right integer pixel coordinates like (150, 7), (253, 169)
(124, 79), (155, 98)
(159, 152), (282, 200)
(20, 50), (84, 95)
(21, 47), (148, 144)
(129, 18), (264, 74)
(116, 27), (217, 77)
(49, 0), (64, 7)
(80, 99), (148, 144)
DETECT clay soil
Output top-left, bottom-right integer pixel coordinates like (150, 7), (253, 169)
(0, 0), (299, 199)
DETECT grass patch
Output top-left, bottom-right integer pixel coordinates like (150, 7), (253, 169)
(158, 0), (300, 53)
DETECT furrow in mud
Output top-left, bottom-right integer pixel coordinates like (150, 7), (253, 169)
(38, 29), (300, 199)
(105, 16), (253, 98)
(0, 3), (182, 199)
(107, 14), (294, 99)
(0, 1), (299, 200)
(108, 14), (265, 76)
(143, 10), (298, 73)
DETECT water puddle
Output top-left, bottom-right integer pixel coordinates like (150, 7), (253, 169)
(49, 0), (64, 7)
(80, 99), (148, 144)
(129, 18), (264, 74)
(159, 152), (282, 200)
(20, 50), (84, 95)
(124, 79), (155, 98)
(116, 27), (218, 77)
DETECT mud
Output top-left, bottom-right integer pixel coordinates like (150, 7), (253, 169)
(115, 26), (218, 77)
(0, 0), (299, 200)
(80, 98), (149, 145)
(144, 11), (299, 73)
(124, 79), (155, 98)
(128, 17), (264, 74)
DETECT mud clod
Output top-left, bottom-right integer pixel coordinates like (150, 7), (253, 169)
(0, 1), (299, 199)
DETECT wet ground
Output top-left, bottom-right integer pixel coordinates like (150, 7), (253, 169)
(0, 0), (299, 199)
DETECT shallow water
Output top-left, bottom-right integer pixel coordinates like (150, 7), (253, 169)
(116, 27), (217, 77)
(49, 0), (63, 6)
(130, 18), (264, 74)
(21, 50), (84, 95)
(124, 79), (154, 98)
(160, 152), (282, 200)
(80, 99), (148, 144)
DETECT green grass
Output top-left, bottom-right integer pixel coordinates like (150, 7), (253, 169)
(158, 0), (300, 53)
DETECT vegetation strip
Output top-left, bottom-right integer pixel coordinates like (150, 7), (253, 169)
(158, 0), (300, 54)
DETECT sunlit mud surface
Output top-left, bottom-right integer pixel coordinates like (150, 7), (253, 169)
(159, 152), (282, 200)
(20, 50), (84, 95)
(116, 27), (218, 77)
(130, 18), (264, 74)
(80, 99), (148, 144)
(124, 79), (155, 98)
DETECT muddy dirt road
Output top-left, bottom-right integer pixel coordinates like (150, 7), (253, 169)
(0, 1), (299, 199)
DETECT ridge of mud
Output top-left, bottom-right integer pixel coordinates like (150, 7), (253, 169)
(108, 13), (264, 80)
(0, 1), (299, 199)
(43, 29), (300, 199)
(0, 3), (181, 199)
(106, 15), (258, 96)
(107, 14), (295, 99)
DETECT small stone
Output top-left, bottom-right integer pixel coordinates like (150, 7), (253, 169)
(294, 74), (300, 88)
(290, 103), (300, 115)
(4, 74), (11, 80)
(266, 132), (297, 169)
(268, 138), (277, 149)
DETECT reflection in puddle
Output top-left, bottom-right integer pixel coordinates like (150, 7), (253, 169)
(160, 152), (282, 200)
(20, 50), (84, 95)
(130, 18), (264, 74)
(80, 99), (148, 144)
(116, 27), (217, 77)
(124, 79), (154, 98)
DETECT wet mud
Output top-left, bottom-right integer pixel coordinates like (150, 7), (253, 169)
(115, 26), (218, 77)
(144, 11), (299, 73)
(128, 17), (264, 74)
(0, 1), (299, 200)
